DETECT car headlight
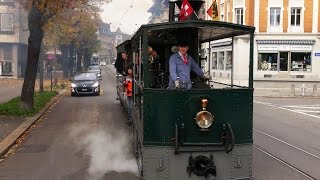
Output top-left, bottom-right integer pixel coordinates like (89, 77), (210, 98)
(92, 81), (99, 87)
(194, 111), (214, 129)
(194, 99), (214, 129)
(71, 83), (77, 88)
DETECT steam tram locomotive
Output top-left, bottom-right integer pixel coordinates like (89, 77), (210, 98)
(115, 1), (255, 179)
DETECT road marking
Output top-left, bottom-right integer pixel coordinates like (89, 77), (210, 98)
(253, 145), (316, 180)
(254, 128), (320, 160)
(254, 101), (320, 119)
(283, 105), (320, 108)
(296, 110), (320, 113)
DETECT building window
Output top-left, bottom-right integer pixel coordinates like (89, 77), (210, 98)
(291, 52), (311, 72)
(218, 51), (225, 70)
(226, 51), (232, 70)
(211, 52), (217, 70)
(291, 8), (301, 26)
(235, 8), (243, 25)
(1, 13), (13, 31)
(270, 7), (280, 26)
(3, 45), (12, 60)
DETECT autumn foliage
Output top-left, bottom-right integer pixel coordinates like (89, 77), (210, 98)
(17, 0), (107, 110)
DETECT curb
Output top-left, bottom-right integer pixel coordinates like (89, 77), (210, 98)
(0, 89), (67, 158)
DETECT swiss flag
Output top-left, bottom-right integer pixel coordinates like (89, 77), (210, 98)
(179, 0), (194, 21)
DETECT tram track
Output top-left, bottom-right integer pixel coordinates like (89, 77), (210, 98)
(253, 128), (318, 180)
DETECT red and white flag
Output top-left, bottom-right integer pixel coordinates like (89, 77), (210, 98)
(179, 0), (194, 21)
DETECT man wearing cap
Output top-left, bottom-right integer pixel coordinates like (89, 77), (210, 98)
(168, 40), (210, 89)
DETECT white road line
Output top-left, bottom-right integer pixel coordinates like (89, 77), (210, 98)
(283, 105), (320, 108)
(253, 145), (316, 180)
(254, 128), (320, 160)
(296, 110), (320, 113)
(254, 101), (320, 119)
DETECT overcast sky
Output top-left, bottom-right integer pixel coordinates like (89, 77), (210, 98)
(100, 0), (154, 35)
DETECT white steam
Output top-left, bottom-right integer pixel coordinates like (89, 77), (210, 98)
(69, 123), (138, 179)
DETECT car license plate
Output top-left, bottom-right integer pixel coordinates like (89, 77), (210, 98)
(82, 89), (88, 91)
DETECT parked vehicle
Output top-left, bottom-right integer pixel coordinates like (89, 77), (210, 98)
(100, 61), (106, 66)
(71, 72), (100, 96)
(88, 65), (101, 77)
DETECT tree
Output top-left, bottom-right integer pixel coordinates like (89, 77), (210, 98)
(17, 0), (105, 110)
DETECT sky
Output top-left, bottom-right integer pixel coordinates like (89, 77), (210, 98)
(100, 0), (154, 35)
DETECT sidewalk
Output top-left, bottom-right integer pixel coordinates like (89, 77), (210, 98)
(0, 89), (66, 159)
(0, 77), (68, 159)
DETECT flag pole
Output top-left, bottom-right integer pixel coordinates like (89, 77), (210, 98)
(193, 11), (200, 19)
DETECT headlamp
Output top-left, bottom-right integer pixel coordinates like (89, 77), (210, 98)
(194, 99), (214, 129)
(71, 83), (77, 88)
(92, 81), (99, 87)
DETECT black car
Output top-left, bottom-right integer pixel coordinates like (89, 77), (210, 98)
(71, 72), (101, 96)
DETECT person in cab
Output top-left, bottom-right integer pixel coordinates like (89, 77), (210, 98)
(123, 66), (133, 125)
(168, 40), (210, 89)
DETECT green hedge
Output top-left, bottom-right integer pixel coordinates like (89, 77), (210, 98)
(0, 91), (58, 117)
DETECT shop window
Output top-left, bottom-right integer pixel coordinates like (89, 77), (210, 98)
(1, 61), (13, 75)
(218, 51), (225, 70)
(258, 53), (278, 71)
(226, 51), (232, 70)
(291, 52), (311, 72)
(211, 52), (217, 70)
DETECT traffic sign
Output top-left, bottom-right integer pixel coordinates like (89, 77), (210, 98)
(47, 54), (55, 61)
(315, 53), (320, 57)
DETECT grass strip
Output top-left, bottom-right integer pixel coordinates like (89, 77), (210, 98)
(0, 91), (58, 117)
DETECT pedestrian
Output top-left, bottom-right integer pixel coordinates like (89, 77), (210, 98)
(168, 40), (210, 89)
(123, 66), (134, 125)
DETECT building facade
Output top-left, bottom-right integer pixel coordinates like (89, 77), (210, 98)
(0, 1), (28, 78)
(202, 0), (320, 86)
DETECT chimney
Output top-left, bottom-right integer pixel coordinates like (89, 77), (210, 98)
(169, 0), (205, 22)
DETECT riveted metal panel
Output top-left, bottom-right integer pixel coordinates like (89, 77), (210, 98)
(141, 145), (253, 180)
(143, 88), (253, 145)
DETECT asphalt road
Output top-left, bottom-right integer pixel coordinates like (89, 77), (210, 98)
(0, 65), (319, 179)
(0, 66), (139, 180)
(253, 97), (320, 179)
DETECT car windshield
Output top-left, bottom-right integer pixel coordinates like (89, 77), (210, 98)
(74, 73), (97, 81)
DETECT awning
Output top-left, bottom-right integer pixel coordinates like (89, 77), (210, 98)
(256, 40), (315, 45)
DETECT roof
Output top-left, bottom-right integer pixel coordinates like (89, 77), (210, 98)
(132, 20), (255, 43)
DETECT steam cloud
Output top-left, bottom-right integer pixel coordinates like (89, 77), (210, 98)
(69, 123), (138, 179)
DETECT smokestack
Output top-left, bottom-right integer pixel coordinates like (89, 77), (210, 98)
(169, 0), (205, 21)
(169, 1), (176, 22)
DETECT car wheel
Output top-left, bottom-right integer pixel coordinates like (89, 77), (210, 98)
(71, 92), (76, 96)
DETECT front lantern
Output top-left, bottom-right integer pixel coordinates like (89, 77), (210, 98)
(194, 99), (214, 129)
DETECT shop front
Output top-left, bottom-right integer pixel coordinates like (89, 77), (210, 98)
(256, 40), (315, 77)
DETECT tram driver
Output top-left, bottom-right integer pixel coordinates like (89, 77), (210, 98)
(168, 40), (211, 89)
